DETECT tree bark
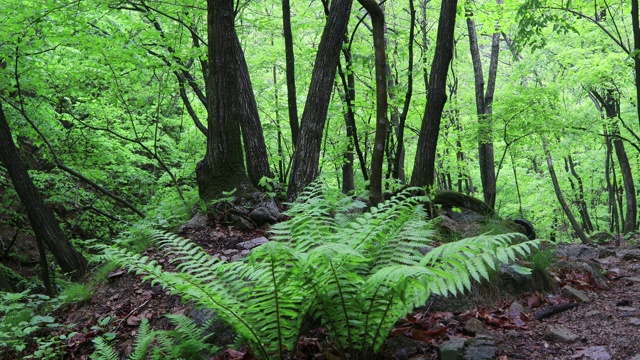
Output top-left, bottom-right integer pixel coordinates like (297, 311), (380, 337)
(198, 0), (255, 201)
(410, 0), (458, 187)
(358, 0), (388, 205)
(466, 0), (499, 208)
(235, 36), (275, 187)
(282, 0), (300, 146)
(632, 0), (640, 128)
(590, 89), (637, 233)
(543, 138), (590, 244)
(287, 0), (353, 200)
(0, 102), (88, 281)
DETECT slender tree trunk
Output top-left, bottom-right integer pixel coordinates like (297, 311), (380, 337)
(287, 0), (353, 200)
(542, 138), (590, 244)
(589, 89), (637, 233)
(632, 0), (640, 128)
(392, 0), (416, 183)
(358, 0), (388, 205)
(282, 0), (300, 145)
(198, 0), (255, 201)
(565, 155), (594, 232)
(411, 0), (458, 187)
(466, 0), (499, 208)
(0, 102), (88, 281)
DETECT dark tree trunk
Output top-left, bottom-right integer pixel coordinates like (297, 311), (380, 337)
(410, 0), (458, 187)
(543, 138), (590, 244)
(0, 102), (88, 281)
(590, 89), (637, 233)
(235, 36), (275, 187)
(282, 0), (300, 146)
(632, 0), (640, 128)
(466, 0), (499, 208)
(358, 0), (388, 205)
(565, 156), (594, 232)
(198, 0), (255, 201)
(287, 0), (353, 201)
(392, 0), (416, 183)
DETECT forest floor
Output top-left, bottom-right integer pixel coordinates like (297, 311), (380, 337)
(5, 220), (640, 360)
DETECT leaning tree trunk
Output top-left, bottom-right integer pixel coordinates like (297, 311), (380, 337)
(543, 138), (590, 244)
(282, 0), (300, 146)
(0, 102), (88, 281)
(198, 0), (255, 201)
(235, 35), (275, 187)
(287, 0), (353, 201)
(411, 0), (458, 187)
(358, 0), (388, 205)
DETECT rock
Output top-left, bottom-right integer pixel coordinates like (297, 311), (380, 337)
(180, 213), (208, 232)
(236, 236), (269, 250)
(438, 336), (466, 360)
(248, 204), (280, 226)
(616, 248), (640, 260)
(464, 318), (492, 337)
(543, 325), (579, 343)
(463, 337), (496, 360)
(380, 335), (430, 360)
(561, 285), (590, 302)
(433, 191), (496, 217)
(553, 259), (610, 290)
(628, 317), (640, 326)
(508, 300), (525, 314)
(585, 310), (610, 320)
(556, 244), (613, 260)
(228, 214), (255, 230)
(590, 232), (615, 244)
(513, 218), (536, 239)
(580, 346), (611, 360)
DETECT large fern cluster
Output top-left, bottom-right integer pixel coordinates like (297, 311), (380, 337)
(99, 183), (539, 359)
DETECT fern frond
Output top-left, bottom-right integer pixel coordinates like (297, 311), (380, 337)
(90, 337), (119, 360)
(127, 318), (155, 360)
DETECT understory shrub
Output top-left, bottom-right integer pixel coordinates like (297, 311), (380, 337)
(99, 184), (540, 359)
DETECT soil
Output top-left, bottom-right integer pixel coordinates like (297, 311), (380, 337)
(3, 220), (640, 360)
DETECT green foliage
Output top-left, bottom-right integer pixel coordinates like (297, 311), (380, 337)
(0, 291), (69, 359)
(99, 184), (539, 359)
(59, 282), (94, 303)
(91, 315), (220, 360)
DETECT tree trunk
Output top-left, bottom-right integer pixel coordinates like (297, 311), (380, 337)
(543, 138), (590, 244)
(287, 0), (353, 200)
(632, 0), (640, 128)
(198, 0), (255, 201)
(590, 89), (637, 233)
(0, 102), (88, 281)
(235, 36), (275, 187)
(410, 0), (458, 187)
(565, 156), (594, 232)
(358, 0), (388, 205)
(465, 0), (499, 208)
(392, 0), (416, 183)
(282, 0), (300, 146)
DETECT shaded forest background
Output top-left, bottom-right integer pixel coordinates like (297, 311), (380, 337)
(1, 0), (640, 278)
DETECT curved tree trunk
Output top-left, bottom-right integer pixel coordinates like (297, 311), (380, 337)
(0, 102), (88, 281)
(287, 0), (353, 201)
(282, 0), (300, 146)
(411, 0), (458, 187)
(198, 0), (255, 201)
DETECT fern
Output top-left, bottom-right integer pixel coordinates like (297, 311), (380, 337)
(99, 184), (539, 359)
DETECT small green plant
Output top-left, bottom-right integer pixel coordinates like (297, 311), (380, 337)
(60, 282), (94, 303)
(0, 291), (68, 359)
(99, 183), (539, 359)
(530, 247), (557, 271)
(91, 315), (219, 360)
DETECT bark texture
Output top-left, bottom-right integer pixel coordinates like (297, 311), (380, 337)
(411, 0), (458, 187)
(282, 0), (300, 146)
(0, 102), (88, 281)
(198, 0), (254, 201)
(358, 0), (388, 205)
(466, 1), (499, 208)
(287, 0), (353, 200)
